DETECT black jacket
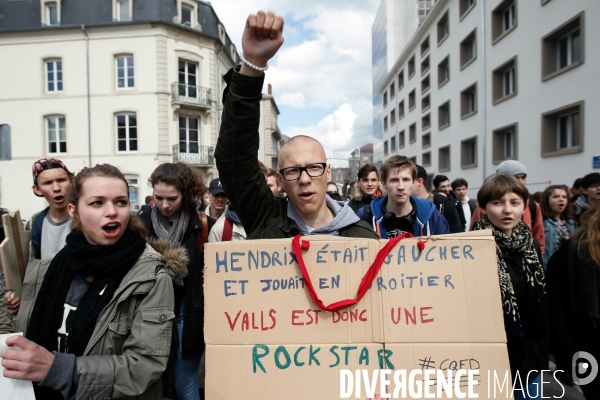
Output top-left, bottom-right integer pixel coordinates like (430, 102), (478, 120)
(214, 67), (378, 240)
(547, 237), (600, 389)
(449, 191), (476, 232)
(139, 208), (214, 359)
(430, 192), (463, 233)
(501, 247), (550, 381)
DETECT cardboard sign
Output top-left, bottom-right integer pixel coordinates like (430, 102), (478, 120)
(204, 231), (510, 399)
(0, 333), (36, 400)
(0, 211), (31, 298)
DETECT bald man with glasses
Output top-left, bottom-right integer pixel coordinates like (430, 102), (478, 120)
(215, 10), (376, 240)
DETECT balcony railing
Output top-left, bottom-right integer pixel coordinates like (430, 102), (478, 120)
(172, 144), (214, 165)
(171, 83), (212, 108)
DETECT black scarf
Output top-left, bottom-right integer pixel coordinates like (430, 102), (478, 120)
(26, 228), (146, 359)
(473, 216), (548, 347)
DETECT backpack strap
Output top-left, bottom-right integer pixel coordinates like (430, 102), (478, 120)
(197, 211), (209, 250)
(222, 218), (234, 242)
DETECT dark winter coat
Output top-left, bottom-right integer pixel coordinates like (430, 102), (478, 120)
(214, 67), (378, 240)
(547, 234), (600, 390)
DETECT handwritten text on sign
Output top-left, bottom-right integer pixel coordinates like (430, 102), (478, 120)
(215, 243), (476, 333)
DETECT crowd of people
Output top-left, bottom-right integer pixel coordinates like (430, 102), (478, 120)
(0, 9), (598, 400)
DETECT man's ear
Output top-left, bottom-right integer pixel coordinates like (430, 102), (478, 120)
(277, 171), (284, 188)
(326, 164), (332, 182)
(32, 185), (44, 197)
(380, 179), (387, 191)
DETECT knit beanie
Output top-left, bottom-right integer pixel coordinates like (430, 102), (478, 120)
(496, 160), (527, 177)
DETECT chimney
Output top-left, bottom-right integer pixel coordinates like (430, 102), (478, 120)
(268, 83), (272, 95)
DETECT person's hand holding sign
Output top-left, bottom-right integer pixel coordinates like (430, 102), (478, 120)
(239, 10), (284, 77)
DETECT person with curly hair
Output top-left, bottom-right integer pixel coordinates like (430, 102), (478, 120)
(473, 174), (549, 399)
(138, 162), (214, 400)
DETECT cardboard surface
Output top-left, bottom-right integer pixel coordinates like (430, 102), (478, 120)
(0, 211), (31, 298)
(204, 232), (510, 399)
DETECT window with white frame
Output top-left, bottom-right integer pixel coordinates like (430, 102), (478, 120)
(503, 4), (515, 33)
(45, 2), (59, 26)
(116, 0), (131, 21)
(557, 29), (581, 70)
(493, 123), (518, 163)
(460, 30), (477, 69)
(116, 113), (137, 152)
(503, 68), (515, 97)
(461, 137), (477, 168)
(179, 116), (199, 153)
(503, 129), (516, 159)
(461, 83), (477, 119)
(46, 115), (66, 154)
(492, 56), (517, 104)
(178, 59), (198, 98)
(557, 111), (580, 150)
(181, 4), (192, 25)
(439, 146), (450, 172)
(541, 101), (584, 156)
(383, 116), (388, 131)
(45, 59), (63, 92)
(116, 55), (134, 89)
(542, 12), (584, 81)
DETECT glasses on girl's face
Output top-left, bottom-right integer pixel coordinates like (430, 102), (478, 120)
(327, 191), (338, 195)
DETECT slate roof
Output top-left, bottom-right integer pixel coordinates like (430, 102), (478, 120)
(0, 0), (238, 63)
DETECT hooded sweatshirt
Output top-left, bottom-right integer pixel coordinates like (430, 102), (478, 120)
(287, 195), (360, 236)
(362, 195), (450, 237)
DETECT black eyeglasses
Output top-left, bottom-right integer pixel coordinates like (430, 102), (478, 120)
(327, 191), (339, 195)
(279, 163), (327, 181)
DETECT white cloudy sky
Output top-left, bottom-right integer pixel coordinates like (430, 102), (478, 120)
(209, 0), (381, 167)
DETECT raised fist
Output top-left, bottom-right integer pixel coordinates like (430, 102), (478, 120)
(240, 10), (284, 75)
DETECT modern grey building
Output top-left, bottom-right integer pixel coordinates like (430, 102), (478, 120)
(375, 0), (597, 197)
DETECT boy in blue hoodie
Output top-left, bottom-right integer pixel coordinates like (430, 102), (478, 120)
(356, 156), (449, 237)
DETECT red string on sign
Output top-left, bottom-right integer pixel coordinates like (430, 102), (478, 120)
(291, 233), (414, 312)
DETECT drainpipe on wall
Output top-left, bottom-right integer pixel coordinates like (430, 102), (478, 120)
(81, 25), (92, 167)
(214, 45), (225, 135)
(479, 1), (488, 182)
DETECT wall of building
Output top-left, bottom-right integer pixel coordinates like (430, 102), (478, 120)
(0, 20), (234, 219)
(375, 0), (597, 199)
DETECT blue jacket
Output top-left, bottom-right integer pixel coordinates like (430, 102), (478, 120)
(356, 195), (450, 237)
(30, 207), (49, 260)
(543, 217), (575, 270)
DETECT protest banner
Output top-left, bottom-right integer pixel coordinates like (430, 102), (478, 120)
(0, 211), (30, 298)
(204, 231), (511, 399)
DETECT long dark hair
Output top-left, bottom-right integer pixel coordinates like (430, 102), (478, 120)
(540, 185), (573, 220)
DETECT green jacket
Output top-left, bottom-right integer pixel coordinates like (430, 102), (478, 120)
(0, 292), (12, 333)
(214, 67), (378, 240)
(16, 239), (187, 400)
